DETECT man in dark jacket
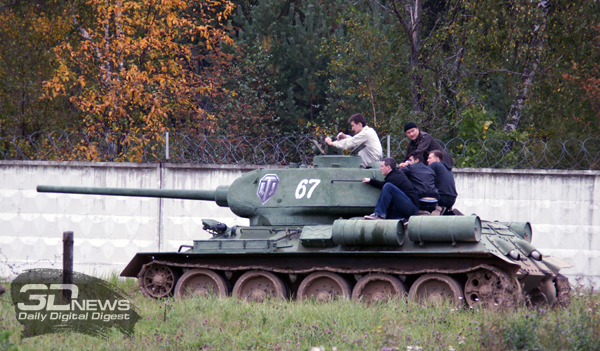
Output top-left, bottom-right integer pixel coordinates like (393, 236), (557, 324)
(400, 122), (454, 168)
(428, 150), (458, 209)
(401, 152), (439, 200)
(362, 157), (419, 220)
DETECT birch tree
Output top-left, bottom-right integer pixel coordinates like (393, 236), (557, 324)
(45, 0), (235, 161)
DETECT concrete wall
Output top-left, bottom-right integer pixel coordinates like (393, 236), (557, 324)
(1, 161), (598, 286)
(453, 168), (599, 286)
(0, 161), (261, 278)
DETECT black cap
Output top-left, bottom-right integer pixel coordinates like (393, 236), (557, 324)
(404, 122), (418, 132)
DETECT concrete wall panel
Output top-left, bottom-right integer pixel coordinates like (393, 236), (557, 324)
(1, 161), (598, 287)
(453, 168), (599, 286)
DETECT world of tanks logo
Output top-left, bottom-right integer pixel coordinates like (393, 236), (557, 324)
(11, 269), (141, 339)
(257, 174), (279, 204)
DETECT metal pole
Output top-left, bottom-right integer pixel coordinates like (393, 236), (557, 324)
(387, 135), (390, 158)
(63, 231), (73, 300)
(165, 132), (170, 162)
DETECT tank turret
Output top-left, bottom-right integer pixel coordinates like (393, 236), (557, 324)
(38, 155), (382, 226)
(37, 154), (572, 307)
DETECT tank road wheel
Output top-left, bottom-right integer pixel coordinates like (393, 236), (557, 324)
(408, 274), (465, 306)
(352, 274), (406, 303)
(139, 263), (177, 298)
(464, 268), (522, 309)
(232, 270), (287, 301)
(529, 278), (557, 307)
(174, 269), (229, 298)
(297, 272), (351, 301)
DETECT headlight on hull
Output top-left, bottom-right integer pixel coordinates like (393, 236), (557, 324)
(530, 250), (543, 261)
(508, 249), (521, 261)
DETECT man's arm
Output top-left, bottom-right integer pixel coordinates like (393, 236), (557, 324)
(400, 166), (411, 176)
(363, 178), (385, 189)
(336, 132), (348, 140)
(325, 132), (349, 146)
(332, 129), (369, 150)
(411, 133), (434, 155)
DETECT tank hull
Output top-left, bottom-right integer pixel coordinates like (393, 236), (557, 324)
(121, 219), (572, 307)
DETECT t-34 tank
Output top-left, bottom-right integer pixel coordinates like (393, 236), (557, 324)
(37, 154), (572, 308)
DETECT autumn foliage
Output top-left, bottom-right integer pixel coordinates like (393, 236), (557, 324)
(44, 0), (235, 161)
(1, 0), (600, 163)
(563, 24), (600, 125)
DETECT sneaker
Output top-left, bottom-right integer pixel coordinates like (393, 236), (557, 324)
(364, 213), (385, 220)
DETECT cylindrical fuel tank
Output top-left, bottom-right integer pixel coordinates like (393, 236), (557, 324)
(497, 222), (532, 243)
(408, 215), (481, 243)
(332, 219), (404, 246)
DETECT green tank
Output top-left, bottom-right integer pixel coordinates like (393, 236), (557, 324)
(37, 154), (572, 308)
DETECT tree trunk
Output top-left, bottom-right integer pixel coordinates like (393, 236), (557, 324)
(375, 0), (423, 113)
(116, 0), (124, 75)
(503, 0), (549, 133)
(104, 0), (111, 84)
(405, 0), (423, 113)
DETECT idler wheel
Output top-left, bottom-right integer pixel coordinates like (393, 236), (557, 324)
(465, 267), (522, 309)
(352, 274), (406, 303)
(174, 269), (229, 298)
(555, 274), (571, 306)
(297, 272), (351, 301)
(232, 270), (287, 301)
(139, 263), (177, 298)
(408, 274), (464, 306)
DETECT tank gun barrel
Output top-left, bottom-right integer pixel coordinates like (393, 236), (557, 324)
(36, 185), (229, 207)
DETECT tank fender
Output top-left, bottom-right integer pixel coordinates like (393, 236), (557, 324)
(120, 253), (154, 277)
(542, 256), (574, 273)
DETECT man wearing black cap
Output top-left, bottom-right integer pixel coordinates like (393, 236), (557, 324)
(399, 122), (454, 169)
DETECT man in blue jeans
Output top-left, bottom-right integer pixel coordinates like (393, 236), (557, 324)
(362, 157), (419, 220)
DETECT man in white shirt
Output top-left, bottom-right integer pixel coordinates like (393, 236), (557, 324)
(325, 113), (383, 168)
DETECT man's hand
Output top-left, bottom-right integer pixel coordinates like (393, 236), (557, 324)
(398, 161), (409, 168)
(362, 178), (370, 183)
(325, 137), (334, 146)
(336, 132), (347, 140)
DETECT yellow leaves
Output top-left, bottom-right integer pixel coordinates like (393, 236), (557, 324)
(42, 0), (235, 161)
(84, 144), (98, 161)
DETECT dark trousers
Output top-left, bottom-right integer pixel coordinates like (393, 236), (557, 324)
(374, 183), (419, 219)
(439, 194), (456, 209)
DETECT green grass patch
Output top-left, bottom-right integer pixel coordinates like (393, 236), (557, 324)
(1, 279), (599, 351)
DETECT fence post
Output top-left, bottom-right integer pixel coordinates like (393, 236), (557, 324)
(63, 231), (73, 300)
(387, 135), (390, 158)
(165, 132), (170, 162)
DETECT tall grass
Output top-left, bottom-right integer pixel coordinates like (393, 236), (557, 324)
(1, 277), (598, 351)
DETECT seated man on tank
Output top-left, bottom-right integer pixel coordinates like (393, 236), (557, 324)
(401, 151), (439, 208)
(362, 157), (419, 220)
(427, 150), (458, 209)
(325, 113), (383, 168)
(399, 122), (454, 169)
